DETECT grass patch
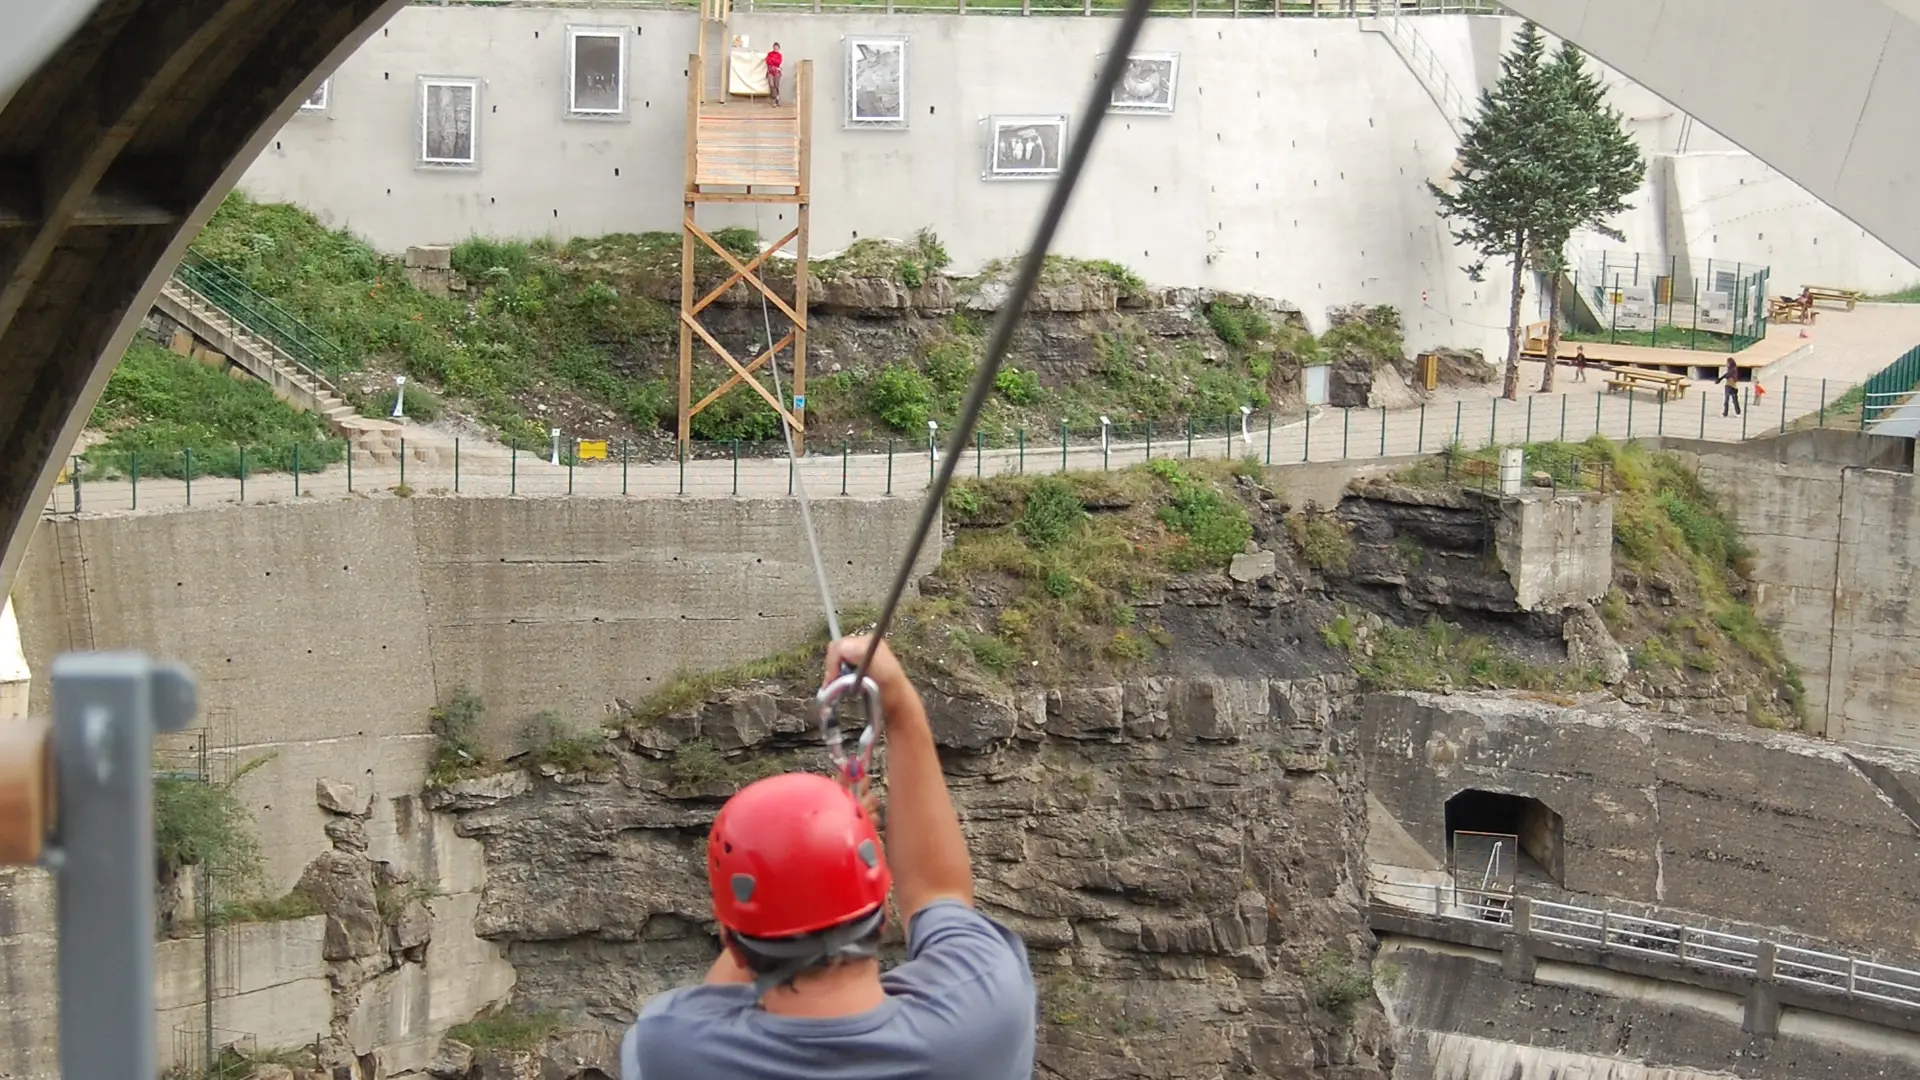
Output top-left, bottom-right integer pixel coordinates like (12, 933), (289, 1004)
(630, 635), (826, 730)
(1322, 610), (1584, 692)
(1288, 511), (1353, 573)
(1307, 952), (1374, 1020)
(426, 691), (491, 787)
(1563, 326), (1741, 353)
(446, 1008), (562, 1053)
(1147, 459), (1253, 570)
(520, 711), (614, 776)
(81, 341), (346, 479)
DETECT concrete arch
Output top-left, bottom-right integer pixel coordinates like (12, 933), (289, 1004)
(0, 0), (404, 592)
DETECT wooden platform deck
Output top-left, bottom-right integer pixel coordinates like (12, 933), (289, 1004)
(1524, 330), (1809, 382)
(693, 101), (800, 188)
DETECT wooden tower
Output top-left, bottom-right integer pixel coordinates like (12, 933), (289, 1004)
(677, 0), (814, 454)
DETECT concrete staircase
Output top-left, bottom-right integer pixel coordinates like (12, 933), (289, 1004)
(155, 277), (505, 472)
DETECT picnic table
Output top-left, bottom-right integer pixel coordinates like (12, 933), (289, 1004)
(1604, 365), (1689, 402)
(1771, 295), (1818, 325)
(1800, 285), (1863, 311)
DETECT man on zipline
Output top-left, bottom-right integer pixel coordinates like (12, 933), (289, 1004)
(619, 635), (1037, 1080)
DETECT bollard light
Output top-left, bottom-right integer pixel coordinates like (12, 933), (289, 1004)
(391, 375), (407, 420)
(1240, 404), (1253, 447)
(927, 420), (939, 463)
(549, 427), (561, 467)
(1099, 415), (1111, 454)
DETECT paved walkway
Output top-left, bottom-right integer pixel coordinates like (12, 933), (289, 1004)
(44, 305), (1920, 517)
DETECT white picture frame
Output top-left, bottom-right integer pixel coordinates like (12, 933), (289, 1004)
(299, 78), (330, 113)
(567, 26), (627, 118)
(844, 36), (907, 129)
(986, 114), (1067, 181)
(1109, 52), (1178, 114)
(417, 76), (480, 168)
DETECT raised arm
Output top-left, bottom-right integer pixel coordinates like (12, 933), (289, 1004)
(825, 636), (973, 920)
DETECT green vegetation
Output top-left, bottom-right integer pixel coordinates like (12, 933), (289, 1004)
(1870, 286), (1920, 304)
(630, 632), (831, 730)
(155, 755), (271, 883)
(1149, 459), (1255, 569)
(1563, 327), (1739, 353)
(167, 1044), (316, 1080)
(520, 711), (614, 776)
(1431, 22), (1645, 397)
(446, 1008), (562, 1052)
(1320, 609), (1584, 692)
(426, 691), (490, 787)
(1306, 952), (1375, 1019)
(153, 196), (1406, 452)
(1287, 511), (1353, 573)
(82, 341), (345, 479)
(1393, 435), (1802, 724)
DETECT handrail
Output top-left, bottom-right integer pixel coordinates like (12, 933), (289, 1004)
(1862, 343), (1920, 426)
(1371, 10), (1473, 138)
(172, 251), (347, 390)
(1370, 877), (1920, 1012)
(414, 0), (1507, 16)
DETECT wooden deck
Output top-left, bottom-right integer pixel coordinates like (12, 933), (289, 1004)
(693, 101), (800, 188)
(1524, 326), (1809, 382)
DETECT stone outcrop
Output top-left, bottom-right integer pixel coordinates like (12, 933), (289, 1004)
(433, 672), (1393, 1080)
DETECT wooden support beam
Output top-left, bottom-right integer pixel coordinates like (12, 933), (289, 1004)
(681, 311), (798, 429)
(792, 60), (813, 456)
(691, 225), (798, 316)
(689, 191), (806, 204)
(689, 330), (794, 416)
(690, 221), (804, 328)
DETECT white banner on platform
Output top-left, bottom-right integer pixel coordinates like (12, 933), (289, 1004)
(1614, 285), (1654, 331)
(1697, 290), (1733, 332)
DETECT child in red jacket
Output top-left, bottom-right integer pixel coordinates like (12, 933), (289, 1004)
(766, 43), (783, 106)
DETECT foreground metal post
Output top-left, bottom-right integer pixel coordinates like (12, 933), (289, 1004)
(48, 652), (198, 1080)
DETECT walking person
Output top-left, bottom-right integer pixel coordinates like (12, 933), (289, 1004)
(1572, 346), (1588, 384)
(620, 634), (1037, 1080)
(1718, 355), (1743, 417)
(765, 41), (783, 106)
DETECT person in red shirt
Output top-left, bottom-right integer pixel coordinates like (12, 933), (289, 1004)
(766, 43), (783, 106)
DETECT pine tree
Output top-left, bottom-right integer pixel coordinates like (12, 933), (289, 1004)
(1534, 41), (1645, 393)
(1429, 23), (1557, 401)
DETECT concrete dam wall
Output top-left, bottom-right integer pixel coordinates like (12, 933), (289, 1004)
(10, 495), (939, 891)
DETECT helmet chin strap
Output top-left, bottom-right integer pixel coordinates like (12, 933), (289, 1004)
(738, 907), (887, 998)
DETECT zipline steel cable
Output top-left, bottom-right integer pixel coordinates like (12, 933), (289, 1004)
(752, 0), (1157, 796)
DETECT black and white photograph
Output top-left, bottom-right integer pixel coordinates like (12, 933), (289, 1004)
(1110, 52), (1178, 113)
(988, 115), (1067, 179)
(568, 27), (625, 115)
(300, 78), (329, 112)
(844, 36), (907, 128)
(419, 78), (478, 166)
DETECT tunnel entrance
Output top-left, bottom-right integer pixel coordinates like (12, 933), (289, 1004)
(1444, 788), (1565, 886)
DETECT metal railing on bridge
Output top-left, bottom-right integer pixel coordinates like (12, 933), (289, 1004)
(1370, 877), (1920, 1012)
(173, 250), (348, 387)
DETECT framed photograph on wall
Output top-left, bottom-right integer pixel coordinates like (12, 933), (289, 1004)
(1109, 52), (1178, 114)
(986, 115), (1067, 180)
(844, 36), (908, 129)
(299, 78), (330, 113)
(417, 76), (480, 168)
(567, 26), (627, 117)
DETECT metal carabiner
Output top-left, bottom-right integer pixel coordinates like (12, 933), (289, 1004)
(815, 664), (883, 800)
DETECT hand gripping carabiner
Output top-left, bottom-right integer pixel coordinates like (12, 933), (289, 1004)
(815, 664), (883, 801)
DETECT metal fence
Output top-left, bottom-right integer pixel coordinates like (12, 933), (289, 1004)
(415, 0), (1506, 16)
(1371, 877), (1920, 1013)
(174, 251), (348, 381)
(1566, 251), (1771, 353)
(43, 372), (1884, 516)
(1862, 343), (1920, 426)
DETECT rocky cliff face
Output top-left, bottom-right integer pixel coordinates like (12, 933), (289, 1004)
(428, 671), (1394, 1080)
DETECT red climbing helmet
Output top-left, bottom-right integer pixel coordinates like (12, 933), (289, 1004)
(708, 772), (891, 940)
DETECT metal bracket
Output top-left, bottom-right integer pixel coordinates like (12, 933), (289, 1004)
(44, 652), (197, 1080)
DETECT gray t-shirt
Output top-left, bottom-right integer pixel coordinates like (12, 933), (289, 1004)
(620, 900), (1035, 1080)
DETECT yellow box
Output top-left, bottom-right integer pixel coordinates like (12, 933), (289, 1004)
(577, 439), (609, 461)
